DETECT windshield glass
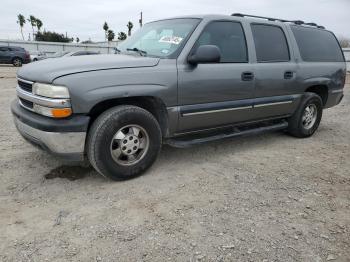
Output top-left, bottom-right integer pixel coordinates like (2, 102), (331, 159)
(118, 18), (200, 58)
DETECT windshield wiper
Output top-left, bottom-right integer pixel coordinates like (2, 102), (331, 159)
(126, 48), (147, 56)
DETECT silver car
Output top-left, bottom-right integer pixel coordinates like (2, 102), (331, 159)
(30, 51), (47, 62)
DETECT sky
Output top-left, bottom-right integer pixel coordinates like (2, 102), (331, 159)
(1, 0), (350, 41)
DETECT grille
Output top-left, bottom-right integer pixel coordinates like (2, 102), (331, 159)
(18, 79), (33, 93)
(19, 98), (34, 109)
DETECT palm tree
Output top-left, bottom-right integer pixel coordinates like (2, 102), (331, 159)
(17, 14), (26, 40)
(107, 30), (115, 41)
(118, 32), (127, 41)
(27, 15), (37, 39)
(127, 21), (133, 36)
(103, 22), (109, 41)
(36, 18), (43, 32)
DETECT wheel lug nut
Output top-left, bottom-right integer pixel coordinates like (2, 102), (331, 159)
(134, 140), (138, 143)
(133, 146), (137, 150)
(127, 150), (131, 154)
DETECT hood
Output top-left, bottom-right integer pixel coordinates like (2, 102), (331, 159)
(17, 54), (160, 83)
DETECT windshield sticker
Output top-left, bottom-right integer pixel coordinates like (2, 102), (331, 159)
(159, 36), (183, 45)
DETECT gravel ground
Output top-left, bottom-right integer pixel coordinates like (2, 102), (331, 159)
(0, 65), (349, 262)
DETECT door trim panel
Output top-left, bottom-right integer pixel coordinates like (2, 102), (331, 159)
(180, 94), (299, 116)
(182, 105), (252, 116)
(254, 100), (292, 108)
(180, 98), (253, 116)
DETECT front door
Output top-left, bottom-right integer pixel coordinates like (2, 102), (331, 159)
(177, 20), (255, 133)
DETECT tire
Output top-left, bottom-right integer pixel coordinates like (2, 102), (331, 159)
(33, 58), (38, 62)
(87, 105), (162, 180)
(12, 57), (23, 67)
(288, 92), (323, 138)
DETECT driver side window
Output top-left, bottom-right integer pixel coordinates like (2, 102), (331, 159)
(194, 21), (248, 63)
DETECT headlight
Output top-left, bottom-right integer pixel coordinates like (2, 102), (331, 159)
(33, 83), (70, 98)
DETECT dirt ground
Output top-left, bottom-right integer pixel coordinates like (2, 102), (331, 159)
(0, 65), (349, 262)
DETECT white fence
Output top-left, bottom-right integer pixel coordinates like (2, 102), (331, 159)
(0, 39), (119, 54)
(343, 48), (350, 71)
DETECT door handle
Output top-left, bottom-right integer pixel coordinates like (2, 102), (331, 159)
(241, 72), (254, 81)
(284, 71), (294, 79)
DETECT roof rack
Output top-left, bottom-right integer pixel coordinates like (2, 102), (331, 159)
(231, 13), (325, 29)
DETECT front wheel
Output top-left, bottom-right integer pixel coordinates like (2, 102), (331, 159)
(87, 105), (162, 180)
(288, 92), (323, 138)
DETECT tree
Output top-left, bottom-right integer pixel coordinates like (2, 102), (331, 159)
(118, 32), (127, 41)
(103, 22), (109, 41)
(17, 14), (26, 40)
(76, 37), (80, 43)
(127, 21), (133, 36)
(338, 36), (350, 48)
(36, 18), (43, 32)
(27, 15), (37, 39)
(107, 29), (115, 41)
(35, 30), (73, 42)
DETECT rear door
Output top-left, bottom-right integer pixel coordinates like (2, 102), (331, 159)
(177, 20), (255, 132)
(250, 23), (299, 119)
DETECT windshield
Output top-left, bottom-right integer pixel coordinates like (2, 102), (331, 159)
(118, 18), (200, 58)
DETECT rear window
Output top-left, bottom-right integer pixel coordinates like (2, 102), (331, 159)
(251, 24), (290, 62)
(291, 26), (344, 62)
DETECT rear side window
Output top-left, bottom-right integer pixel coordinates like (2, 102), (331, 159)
(251, 24), (290, 62)
(194, 21), (248, 63)
(291, 26), (344, 62)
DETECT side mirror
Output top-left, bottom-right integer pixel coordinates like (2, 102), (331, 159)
(188, 45), (221, 65)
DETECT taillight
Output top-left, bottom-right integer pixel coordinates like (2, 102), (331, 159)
(25, 51), (30, 59)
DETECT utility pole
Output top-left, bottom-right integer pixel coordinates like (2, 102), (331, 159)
(139, 12), (143, 27)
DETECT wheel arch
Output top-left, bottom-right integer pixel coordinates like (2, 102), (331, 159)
(305, 84), (328, 107)
(88, 96), (169, 137)
(12, 56), (23, 62)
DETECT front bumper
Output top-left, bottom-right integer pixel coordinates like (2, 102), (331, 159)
(11, 100), (90, 161)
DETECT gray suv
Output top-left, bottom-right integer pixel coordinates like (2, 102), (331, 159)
(0, 46), (31, 66)
(11, 14), (346, 180)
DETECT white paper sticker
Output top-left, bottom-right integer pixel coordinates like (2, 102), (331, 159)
(159, 36), (183, 45)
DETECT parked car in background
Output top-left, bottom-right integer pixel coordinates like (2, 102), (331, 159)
(0, 46), (30, 66)
(48, 50), (100, 58)
(30, 51), (47, 62)
(63, 51), (101, 57)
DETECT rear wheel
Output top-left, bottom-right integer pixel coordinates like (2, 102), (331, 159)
(288, 92), (323, 138)
(87, 105), (162, 180)
(12, 57), (22, 67)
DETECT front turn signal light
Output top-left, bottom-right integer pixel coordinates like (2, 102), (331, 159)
(51, 108), (72, 118)
(33, 104), (72, 118)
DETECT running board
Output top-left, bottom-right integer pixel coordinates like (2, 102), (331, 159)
(165, 121), (288, 148)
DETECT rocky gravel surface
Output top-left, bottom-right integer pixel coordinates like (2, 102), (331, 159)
(0, 65), (349, 261)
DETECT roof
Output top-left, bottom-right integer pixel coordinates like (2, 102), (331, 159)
(150, 14), (326, 30)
